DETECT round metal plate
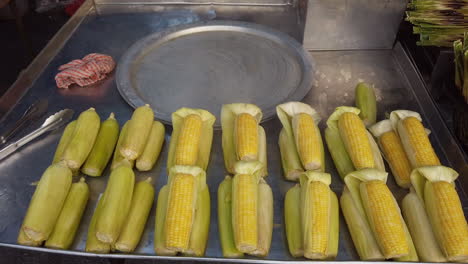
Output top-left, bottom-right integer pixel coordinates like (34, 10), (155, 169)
(116, 21), (314, 126)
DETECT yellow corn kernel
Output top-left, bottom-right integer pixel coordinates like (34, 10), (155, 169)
(232, 174), (258, 253)
(379, 131), (412, 188)
(174, 114), (202, 166)
(304, 181), (330, 259)
(293, 113), (322, 171)
(401, 117), (440, 167)
(338, 112), (375, 169)
(165, 173), (197, 252)
(426, 181), (468, 261)
(235, 113), (259, 161)
(361, 180), (408, 259)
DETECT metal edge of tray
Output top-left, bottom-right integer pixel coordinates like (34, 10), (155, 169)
(393, 42), (468, 199)
(115, 20), (314, 127)
(0, 0), (95, 121)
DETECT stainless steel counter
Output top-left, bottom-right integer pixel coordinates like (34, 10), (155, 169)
(0, 3), (466, 263)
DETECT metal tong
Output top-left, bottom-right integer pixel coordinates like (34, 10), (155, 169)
(0, 109), (74, 161)
(0, 99), (49, 145)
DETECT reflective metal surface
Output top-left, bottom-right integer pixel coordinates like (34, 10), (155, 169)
(0, 9), (466, 264)
(116, 21), (314, 126)
(302, 0), (407, 50)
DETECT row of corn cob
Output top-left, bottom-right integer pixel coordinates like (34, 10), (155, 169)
(277, 102), (339, 259)
(155, 108), (215, 256)
(86, 105), (163, 253)
(19, 105), (165, 252)
(368, 110), (468, 262)
(218, 104), (273, 258)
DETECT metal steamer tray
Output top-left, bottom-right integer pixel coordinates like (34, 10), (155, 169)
(116, 21), (314, 127)
(0, 9), (467, 264)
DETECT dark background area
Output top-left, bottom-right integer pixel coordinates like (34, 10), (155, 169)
(0, 3), (68, 96)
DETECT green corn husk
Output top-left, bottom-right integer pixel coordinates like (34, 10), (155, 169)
(120, 104), (154, 160)
(154, 185), (177, 256)
(52, 121), (76, 164)
(85, 195), (110, 253)
(111, 121), (134, 170)
(183, 183), (211, 257)
(340, 187), (384, 261)
(324, 127), (355, 180)
(402, 190), (447, 263)
(82, 113), (120, 177)
(62, 108), (101, 170)
(95, 166), (135, 244)
(136, 121), (165, 171)
(221, 103), (267, 177)
(115, 177), (155, 253)
(167, 108), (216, 172)
(278, 129), (304, 181)
(250, 178), (273, 257)
(218, 176), (243, 258)
(327, 190), (340, 260)
(21, 163), (73, 242)
(45, 177), (89, 249)
(17, 226), (42, 246)
(355, 82), (377, 127)
(284, 184), (303, 257)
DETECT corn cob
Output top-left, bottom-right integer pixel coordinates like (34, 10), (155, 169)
(20, 163), (72, 242)
(45, 177), (89, 249)
(85, 195), (110, 253)
(397, 116), (440, 168)
(82, 113), (120, 176)
(184, 184), (210, 257)
(52, 121), (76, 164)
(221, 104), (266, 176)
(175, 114), (203, 166)
(292, 113), (323, 171)
(95, 166), (135, 243)
(370, 119), (413, 188)
(360, 180), (409, 258)
(232, 173), (258, 253)
(250, 178), (273, 257)
(235, 113), (259, 161)
(154, 185), (177, 256)
(120, 104), (154, 160)
(355, 82), (377, 127)
(136, 121), (165, 171)
(155, 166), (209, 255)
(340, 187), (384, 260)
(425, 180), (468, 261)
(218, 176), (244, 258)
(167, 108), (216, 171)
(62, 108), (101, 170)
(111, 121), (134, 170)
(284, 172), (338, 260)
(324, 127), (354, 180)
(164, 173), (198, 252)
(115, 177), (154, 253)
(338, 112), (375, 169)
(402, 190), (447, 262)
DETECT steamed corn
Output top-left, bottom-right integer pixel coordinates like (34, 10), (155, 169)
(136, 121), (165, 171)
(221, 103), (267, 176)
(52, 121), (76, 164)
(218, 162), (273, 257)
(45, 177), (89, 249)
(167, 108), (216, 171)
(284, 172), (339, 260)
(111, 121), (134, 170)
(120, 104), (154, 160)
(62, 108), (101, 170)
(20, 163), (73, 242)
(276, 102), (324, 181)
(82, 113), (119, 176)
